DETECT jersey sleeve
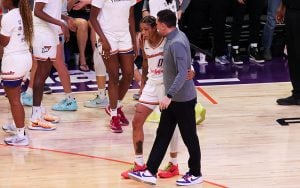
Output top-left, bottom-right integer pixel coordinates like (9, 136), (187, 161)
(92, 0), (105, 8)
(0, 15), (14, 37)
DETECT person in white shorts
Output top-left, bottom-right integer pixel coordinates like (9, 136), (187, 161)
(90, 0), (136, 133)
(29, 0), (70, 130)
(121, 16), (194, 179)
(83, 33), (109, 108)
(0, 0), (33, 146)
(21, 1), (78, 112)
(142, 1), (193, 178)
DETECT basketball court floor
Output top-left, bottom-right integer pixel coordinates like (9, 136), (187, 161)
(1, 58), (300, 188)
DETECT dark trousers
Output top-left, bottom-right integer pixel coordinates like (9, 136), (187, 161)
(186, 0), (228, 57)
(147, 98), (201, 177)
(232, 0), (265, 46)
(286, 10), (300, 98)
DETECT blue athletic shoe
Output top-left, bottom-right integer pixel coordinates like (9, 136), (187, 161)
(176, 172), (203, 186)
(84, 95), (108, 108)
(51, 98), (78, 111)
(128, 169), (157, 185)
(21, 92), (33, 106)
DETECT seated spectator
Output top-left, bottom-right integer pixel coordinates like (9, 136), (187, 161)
(67, 0), (96, 72)
(231, 0), (265, 64)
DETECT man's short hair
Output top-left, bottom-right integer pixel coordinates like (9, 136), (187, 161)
(157, 9), (176, 28)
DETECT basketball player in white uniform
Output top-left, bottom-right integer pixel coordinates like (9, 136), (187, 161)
(90, 0), (136, 133)
(0, 0), (33, 145)
(84, 33), (109, 108)
(29, 0), (70, 130)
(21, 1), (78, 112)
(122, 16), (194, 179)
(139, 1), (193, 178)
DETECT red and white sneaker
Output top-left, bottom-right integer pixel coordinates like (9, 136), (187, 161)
(110, 116), (123, 133)
(117, 107), (129, 126)
(121, 162), (147, 179)
(158, 162), (179, 178)
(105, 105), (129, 126)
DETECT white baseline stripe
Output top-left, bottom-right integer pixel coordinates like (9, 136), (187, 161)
(49, 85), (77, 90)
(87, 84), (108, 89)
(197, 78), (240, 83)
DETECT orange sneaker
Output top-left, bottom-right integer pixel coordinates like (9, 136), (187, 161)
(28, 119), (57, 131)
(158, 162), (179, 178)
(121, 162), (147, 179)
(43, 113), (60, 123)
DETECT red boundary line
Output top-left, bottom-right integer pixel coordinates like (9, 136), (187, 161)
(0, 144), (131, 165)
(197, 87), (218, 104)
(0, 144), (227, 188)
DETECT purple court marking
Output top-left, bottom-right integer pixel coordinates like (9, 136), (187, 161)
(0, 58), (290, 95)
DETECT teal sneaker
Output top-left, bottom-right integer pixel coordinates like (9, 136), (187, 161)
(84, 95), (108, 108)
(52, 98), (78, 111)
(21, 92), (33, 106)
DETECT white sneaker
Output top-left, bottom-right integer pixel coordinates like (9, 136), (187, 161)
(176, 172), (203, 186)
(4, 134), (29, 146)
(128, 169), (157, 185)
(2, 122), (17, 134)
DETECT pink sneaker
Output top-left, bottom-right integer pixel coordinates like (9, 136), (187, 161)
(110, 116), (123, 133)
(105, 105), (129, 126)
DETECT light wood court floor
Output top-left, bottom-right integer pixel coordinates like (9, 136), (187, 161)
(1, 82), (300, 188)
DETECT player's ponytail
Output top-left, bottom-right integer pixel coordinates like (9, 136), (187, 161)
(13, 0), (33, 48)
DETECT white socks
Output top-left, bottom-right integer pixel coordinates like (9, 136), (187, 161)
(110, 100), (122, 117)
(170, 157), (178, 165)
(111, 108), (117, 117)
(32, 106), (42, 119)
(26, 87), (33, 96)
(117, 100), (122, 108)
(65, 93), (74, 101)
(98, 88), (106, 100)
(17, 127), (25, 137)
(134, 155), (145, 166)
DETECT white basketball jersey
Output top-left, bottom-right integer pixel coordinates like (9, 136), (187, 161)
(149, 0), (177, 19)
(144, 38), (166, 82)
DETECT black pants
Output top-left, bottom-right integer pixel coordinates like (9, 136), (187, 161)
(286, 10), (300, 98)
(147, 98), (201, 177)
(186, 0), (228, 57)
(232, 0), (265, 46)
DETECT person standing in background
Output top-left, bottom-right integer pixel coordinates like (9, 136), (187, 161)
(184, 0), (230, 65)
(128, 10), (202, 186)
(0, 0), (33, 145)
(90, 0), (137, 133)
(262, 0), (281, 61)
(230, 0), (265, 65)
(276, 0), (300, 105)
